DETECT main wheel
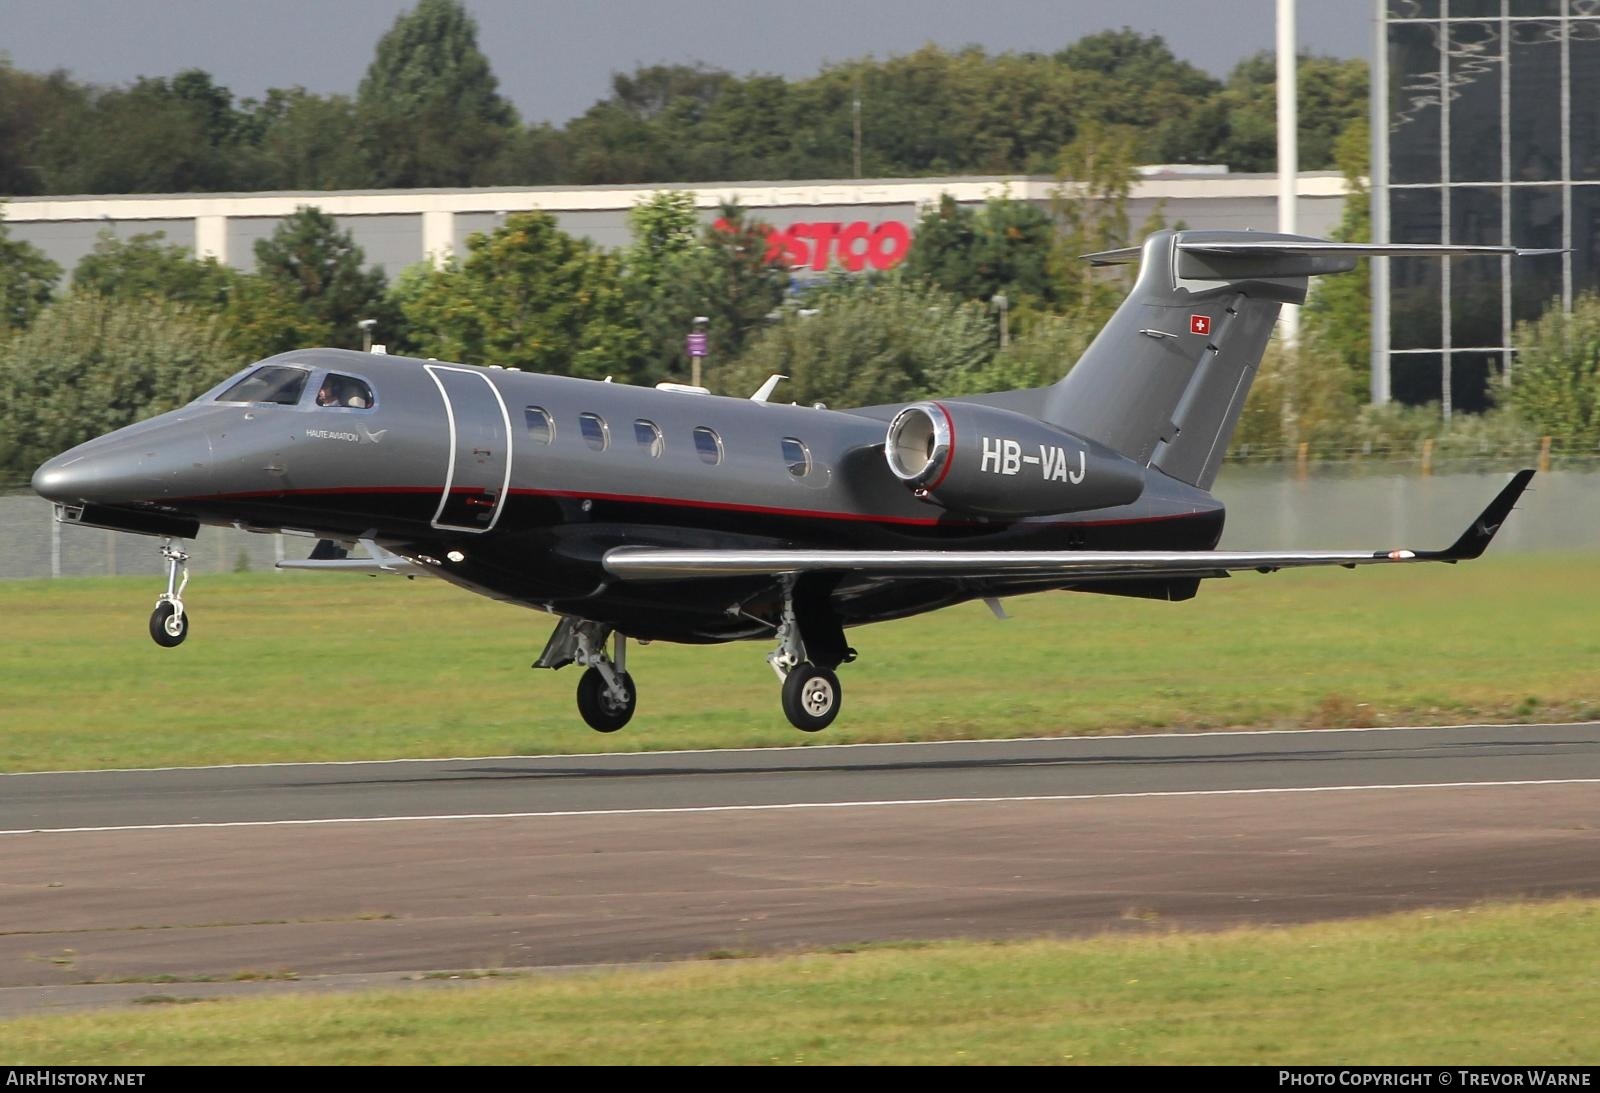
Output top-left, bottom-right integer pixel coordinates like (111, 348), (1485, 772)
(576, 666), (636, 733)
(781, 663), (841, 732)
(149, 602), (188, 647)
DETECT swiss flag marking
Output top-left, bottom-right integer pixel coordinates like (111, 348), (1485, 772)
(1190, 314), (1212, 336)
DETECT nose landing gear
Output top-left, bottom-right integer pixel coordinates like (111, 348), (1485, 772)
(149, 539), (190, 647)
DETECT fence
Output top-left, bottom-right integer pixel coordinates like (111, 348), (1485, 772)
(2, 464), (1594, 582)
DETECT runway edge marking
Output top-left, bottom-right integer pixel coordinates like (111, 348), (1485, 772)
(3, 777), (1598, 837)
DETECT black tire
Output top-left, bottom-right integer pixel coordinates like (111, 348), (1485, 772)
(576, 666), (636, 733)
(781, 663), (841, 732)
(149, 602), (188, 648)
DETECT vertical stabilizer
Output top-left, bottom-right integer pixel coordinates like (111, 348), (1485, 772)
(1040, 230), (1312, 490)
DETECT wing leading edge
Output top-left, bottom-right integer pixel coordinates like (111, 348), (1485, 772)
(602, 471), (1533, 582)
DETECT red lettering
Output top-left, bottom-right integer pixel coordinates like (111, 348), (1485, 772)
(710, 218), (913, 273)
(836, 222), (872, 272)
(868, 221), (911, 271)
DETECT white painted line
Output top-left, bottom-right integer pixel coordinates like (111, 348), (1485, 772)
(3, 777), (1597, 837)
(5, 721), (1595, 777)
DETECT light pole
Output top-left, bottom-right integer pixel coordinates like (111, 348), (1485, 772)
(358, 318), (376, 353)
(687, 315), (709, 388)
(992, 293), (1010, 349)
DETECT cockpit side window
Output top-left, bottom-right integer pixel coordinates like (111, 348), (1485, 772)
(216, 365), (310, 406)
(315, 373), (375, 410)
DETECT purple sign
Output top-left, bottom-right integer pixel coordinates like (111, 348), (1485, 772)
(686, 332), (708, 358)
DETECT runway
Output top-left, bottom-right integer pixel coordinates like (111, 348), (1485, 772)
(2, 724), (1599, 1015)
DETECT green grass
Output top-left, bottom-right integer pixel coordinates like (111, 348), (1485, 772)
(2, 899), (1597, 1064)
(3, 554), (1599, 771)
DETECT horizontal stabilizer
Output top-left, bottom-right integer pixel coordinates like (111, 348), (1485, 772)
(1176, 241), (1563, 259)
(602, 471), (1532, 582)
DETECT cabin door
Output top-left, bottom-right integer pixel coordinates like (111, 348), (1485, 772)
(425, 364), (512, 533)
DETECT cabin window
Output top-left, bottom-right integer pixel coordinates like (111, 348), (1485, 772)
(693, 426), (723, 465)
(216, 365), (309, 406)
(781, 437), (811, 478)
(634, 419), (664, 458)
(524, 406), (554, 444)
(579, 412), (610, 451)
(315, 373), (374, 409)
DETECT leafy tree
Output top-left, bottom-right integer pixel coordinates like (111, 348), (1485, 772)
(72, 229), (232, 307)
(1501, 290), (1600, 451)
(399, 210), (642, 380)
(717, 275), (993, 407)
(0, 61), (84, 195)
(685, 204), (791, 368)
(0, 209), (61, 330)
(1210, 52), (1369, 173)
(0, 293), (239, 480)
(355, 0), (517, 186)
(621, 191), (705, 380)
(227, 206), (391, 358)
(904, 192), (1057, 306)
(1300, 117), (1373, 401)
(1049, 121), (1160, 325)
(1056, 29), (1224, 164)
(35, 70), (248, 193)
(245, 88), (368, 190)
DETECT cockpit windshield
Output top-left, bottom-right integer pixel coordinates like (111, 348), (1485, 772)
(216, 365), (310, 406)
(315, 373), (375, 410)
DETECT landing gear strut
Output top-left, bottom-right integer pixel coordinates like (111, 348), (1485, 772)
(766, 578), (848, 732)
(536, 620), (637, 732)
(149, 539), (190, 647)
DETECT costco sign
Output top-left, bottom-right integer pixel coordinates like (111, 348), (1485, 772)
(715, 218), (913, 272)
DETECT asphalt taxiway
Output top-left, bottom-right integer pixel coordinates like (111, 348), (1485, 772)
(2, 723), (1598, 1015)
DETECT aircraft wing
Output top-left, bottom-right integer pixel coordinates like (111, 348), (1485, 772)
(602, 471), (1532, 582)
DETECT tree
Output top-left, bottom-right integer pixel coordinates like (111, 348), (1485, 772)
(245, 88), (368, 191)
(1501, 291), (1600, 451)
(622, 191), (705, 380)
(0, 293), (239, 481)
(355, 0), (518, 187)
(904, 192), (1057, 307)
(717, 275), (993, 407)
(399, 210), (641, 380)
(1210, 52), (1369, 173)
(34, 70), (248, 193)
(0, 208), (61, 330)
(1300, 117), (1373, 402)
(687, 204), (791, 368)
(227, 206), (390, 358)
(1049, 121), (1160, 326)
(72, 229), (232, 307)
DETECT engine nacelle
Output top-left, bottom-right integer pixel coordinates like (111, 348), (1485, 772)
(884, 401), (1145, 518)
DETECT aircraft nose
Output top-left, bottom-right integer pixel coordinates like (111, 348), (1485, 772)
(30, 453), (88, 503)
(31, 427), (214, 505)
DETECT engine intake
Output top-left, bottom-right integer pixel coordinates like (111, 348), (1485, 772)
(884, 401), (1145, 518)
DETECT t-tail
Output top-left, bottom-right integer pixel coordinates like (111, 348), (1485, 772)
(1039, 230), (1558, 491)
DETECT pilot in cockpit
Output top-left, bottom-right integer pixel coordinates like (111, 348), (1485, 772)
(317, 375), (370, 409)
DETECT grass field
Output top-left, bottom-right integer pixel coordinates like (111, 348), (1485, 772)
(1, 899), (1596, 1064)
(2, 553), (1598, 771)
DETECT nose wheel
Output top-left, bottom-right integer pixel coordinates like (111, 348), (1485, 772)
(149, 540), (190, 647)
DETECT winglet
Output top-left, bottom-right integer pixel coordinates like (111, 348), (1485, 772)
(1423, 469), (1535, 562)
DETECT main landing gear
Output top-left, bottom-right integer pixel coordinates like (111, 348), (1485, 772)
(534, 579), (853, 734)
(766, 577), (852, 733)
(148, 539), (190, 647)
